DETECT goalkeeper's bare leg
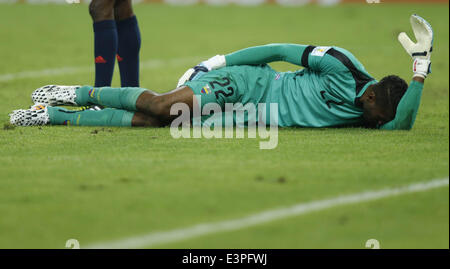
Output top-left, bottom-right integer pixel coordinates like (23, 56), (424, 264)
(135, 86), (195, 126)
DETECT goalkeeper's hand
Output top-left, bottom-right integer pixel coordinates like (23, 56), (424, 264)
(398, 14), (434, 79)
(177, 55), (226, 88)
(176, 64), (208, 88)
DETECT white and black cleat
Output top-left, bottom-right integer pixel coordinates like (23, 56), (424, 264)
(31, 85), (79, 106)
(9, 104), (50, 126)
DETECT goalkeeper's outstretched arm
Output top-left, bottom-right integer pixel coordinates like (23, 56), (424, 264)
(177, 43), (314, 87)
(224, 43), (308, 67)
(380, 14), (433, 131)
(222, 43), (347, 75)
(176, 43), (358, 87)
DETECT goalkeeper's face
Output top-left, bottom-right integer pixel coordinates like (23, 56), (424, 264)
(362, 103), (388, 128)
(362, 75), (408, 128)
(361, 90), (391, 128)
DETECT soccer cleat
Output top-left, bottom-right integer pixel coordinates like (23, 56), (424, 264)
(9, 104), (50, 126)
(31, 85), (80, 106)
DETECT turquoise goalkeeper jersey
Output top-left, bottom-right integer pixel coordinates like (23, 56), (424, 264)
(224, 44), (423, 129)
(223, 44), (377, 127)
(265, 47), (376, 127)
(185, 44), (423, 129)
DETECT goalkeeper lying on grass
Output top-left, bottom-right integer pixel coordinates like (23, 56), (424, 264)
(10, 14), (433, 130)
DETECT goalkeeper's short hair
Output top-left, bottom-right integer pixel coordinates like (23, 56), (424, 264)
(373, 75), (408, 120)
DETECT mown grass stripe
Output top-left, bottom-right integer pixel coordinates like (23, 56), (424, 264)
(86, 178), (449, 249)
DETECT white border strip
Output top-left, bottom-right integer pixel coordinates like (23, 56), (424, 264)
(0, 56), (204, 82)
(86, 178), (449, 249)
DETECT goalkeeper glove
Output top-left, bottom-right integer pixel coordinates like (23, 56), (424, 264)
(176, 64), (208, 88)
(398, 14), (434, 79)
(177, 55), (226, 88)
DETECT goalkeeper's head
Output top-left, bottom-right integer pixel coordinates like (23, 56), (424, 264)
(361, 75), (408, 128)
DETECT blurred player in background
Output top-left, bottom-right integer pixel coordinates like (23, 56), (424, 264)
(10, 15), (433, 131)
(90, 0), (141, 87)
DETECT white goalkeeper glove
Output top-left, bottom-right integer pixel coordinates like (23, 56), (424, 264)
(177, 55), (226, 88)
(398, 14), (434, 79)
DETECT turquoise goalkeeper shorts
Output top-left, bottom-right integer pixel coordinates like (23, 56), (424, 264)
(183, 65), (279, 126)
(183, 65), (278, 126)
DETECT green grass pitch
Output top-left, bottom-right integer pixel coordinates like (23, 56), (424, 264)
(0, 3), (448, 249)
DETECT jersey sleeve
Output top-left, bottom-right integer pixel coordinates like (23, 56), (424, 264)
(301, 46), (350, 74)
(379, 80), (424, 130)
(225, 43), (358, 75)
(225, 43), (306, 67)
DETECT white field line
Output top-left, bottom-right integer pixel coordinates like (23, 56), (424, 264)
(0, 56), (204, 82)
(85, 177), (449, 249)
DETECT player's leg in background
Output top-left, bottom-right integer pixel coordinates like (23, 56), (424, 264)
(89, 0), (118, 87)
(114, 0), (141, 87)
